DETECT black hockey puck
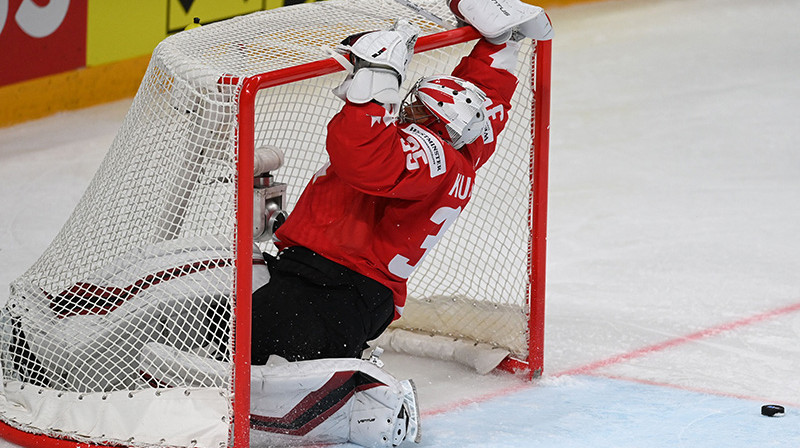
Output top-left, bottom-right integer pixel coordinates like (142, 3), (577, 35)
(761, 404), (785, 417)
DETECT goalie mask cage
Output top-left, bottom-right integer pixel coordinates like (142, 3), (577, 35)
(0, 1), (551, 447)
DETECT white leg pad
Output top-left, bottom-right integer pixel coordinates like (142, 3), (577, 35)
(250, 357), (419, 447)
(138, 346), (421, 447)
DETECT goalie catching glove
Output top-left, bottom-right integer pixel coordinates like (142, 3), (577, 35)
(448, 0), (553, 44)
(332, 20), (420, 105)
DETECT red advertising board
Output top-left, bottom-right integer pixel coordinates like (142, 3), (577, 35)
(0, 0), (87, 87)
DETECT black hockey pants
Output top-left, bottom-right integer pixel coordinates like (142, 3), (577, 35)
(251, 246), (394, 365)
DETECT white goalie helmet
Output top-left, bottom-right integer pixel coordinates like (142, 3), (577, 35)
(401, 75), (489, 149)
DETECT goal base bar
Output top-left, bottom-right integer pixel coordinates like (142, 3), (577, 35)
(0, 421), (105, 448)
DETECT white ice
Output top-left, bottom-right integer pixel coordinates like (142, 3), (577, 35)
(2, 0), (800, 446)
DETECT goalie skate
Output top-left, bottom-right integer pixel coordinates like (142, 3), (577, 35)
(397, 379), (421, 444)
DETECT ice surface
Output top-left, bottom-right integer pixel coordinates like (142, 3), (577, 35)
(2, 0), (800, 446)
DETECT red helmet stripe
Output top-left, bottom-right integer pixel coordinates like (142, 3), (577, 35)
(418, 87), (454, 104)
(430, 77), (466, 92)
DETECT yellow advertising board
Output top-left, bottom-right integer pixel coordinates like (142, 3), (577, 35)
(169, 0), (321, 33)
(166, 0), (262, 34)
(86, 0), (164, 66)
(86, 0), (320, 66)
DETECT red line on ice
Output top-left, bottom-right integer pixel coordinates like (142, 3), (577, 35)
(422, 300), (800, 416)
(555, 300), (800, 377)
(595, 373), (800, 408)
(423, 382), (534, 417)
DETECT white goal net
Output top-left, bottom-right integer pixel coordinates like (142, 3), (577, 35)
(0, 1), (550, 447)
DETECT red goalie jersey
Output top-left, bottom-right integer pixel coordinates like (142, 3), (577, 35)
(274, 39), (520, 319)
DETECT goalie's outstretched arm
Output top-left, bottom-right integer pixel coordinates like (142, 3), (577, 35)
(326, 21), (435, 196)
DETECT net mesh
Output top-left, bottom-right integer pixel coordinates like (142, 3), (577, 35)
(0, 1), (539, 446)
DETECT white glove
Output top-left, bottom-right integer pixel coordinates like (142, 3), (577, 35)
(448, 0), (553, 44)
(332, 20), (420, 105)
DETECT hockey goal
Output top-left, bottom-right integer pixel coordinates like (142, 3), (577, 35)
(0, 1), (551, 447)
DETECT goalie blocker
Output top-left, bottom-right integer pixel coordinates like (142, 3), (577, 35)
(448, 0), (554, 43)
